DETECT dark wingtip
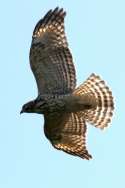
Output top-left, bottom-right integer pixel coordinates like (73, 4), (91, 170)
(83, 152), (92, 160)
(33, 7), (66, 35)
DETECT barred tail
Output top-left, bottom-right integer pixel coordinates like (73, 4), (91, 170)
(74, 74), (114, 129)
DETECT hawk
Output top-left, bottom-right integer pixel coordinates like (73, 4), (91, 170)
(21, 7), (114, 160)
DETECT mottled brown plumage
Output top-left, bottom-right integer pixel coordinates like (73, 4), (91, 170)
(21, 7), (114, 160)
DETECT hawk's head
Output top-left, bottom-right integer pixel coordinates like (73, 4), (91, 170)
(20, 99), (46, 114)
(20, 101), (36, 114)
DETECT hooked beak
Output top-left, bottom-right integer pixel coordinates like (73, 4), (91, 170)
(20, 110), (23, 114)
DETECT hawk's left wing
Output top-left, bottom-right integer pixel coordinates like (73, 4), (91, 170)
(44, 113), (92, 160)
(30, 7), (76, 95)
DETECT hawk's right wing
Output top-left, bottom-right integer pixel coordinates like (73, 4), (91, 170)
(30, 7), (76, 95)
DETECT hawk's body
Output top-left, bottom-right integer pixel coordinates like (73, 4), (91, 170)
(21, 7), (114, 159)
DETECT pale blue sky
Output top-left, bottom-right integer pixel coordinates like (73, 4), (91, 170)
(1, 0), (125, 187)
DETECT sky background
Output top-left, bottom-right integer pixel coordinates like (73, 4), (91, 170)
(0, 0), (125, 187)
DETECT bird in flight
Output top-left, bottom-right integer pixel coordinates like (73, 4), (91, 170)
(21, 7), (114, 160)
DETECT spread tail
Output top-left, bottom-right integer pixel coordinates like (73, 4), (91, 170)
(74, 73), (114, 129)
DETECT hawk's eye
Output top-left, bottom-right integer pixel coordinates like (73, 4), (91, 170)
(24, 104), (33, 111)
(25, 106), (30, 111)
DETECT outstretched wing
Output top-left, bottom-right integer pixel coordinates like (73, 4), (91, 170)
(30, 7), (76, 95)
(44, 113), (92, 160)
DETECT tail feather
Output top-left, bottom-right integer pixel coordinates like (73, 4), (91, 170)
(74, 74), (114, 129)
